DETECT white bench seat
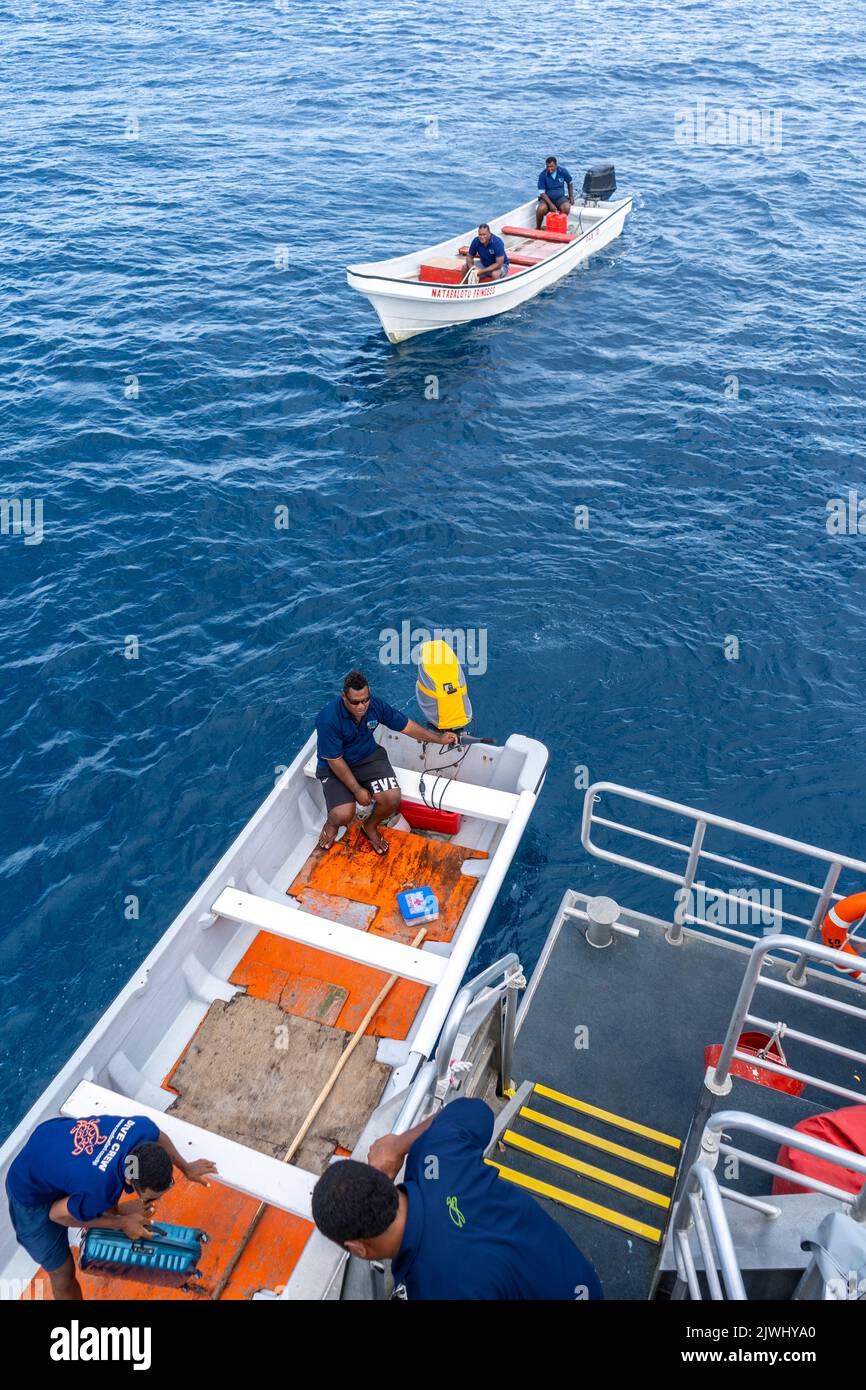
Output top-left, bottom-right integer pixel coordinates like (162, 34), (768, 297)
(211, 887), (446, 987)
(302, 754), (517, 825)
(61, 1081), (316, 1220)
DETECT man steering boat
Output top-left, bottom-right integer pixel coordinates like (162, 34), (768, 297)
(314, 670), (457, 856)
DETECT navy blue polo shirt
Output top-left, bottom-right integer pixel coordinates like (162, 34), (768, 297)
(6, 1114), (160, 1222)
(315, 693), (408, 770)
(468, 232), (508, 270)
(538, 164), (572, 202)
(391, 1099), (603, 1300)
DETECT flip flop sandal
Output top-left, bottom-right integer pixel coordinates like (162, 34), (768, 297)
(360, 823), (388, 856)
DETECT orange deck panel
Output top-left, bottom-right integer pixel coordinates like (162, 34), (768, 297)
(23, 826), (485, 1301)
(230, 822), (487, 1039)
(23, 1173), (313, 1301)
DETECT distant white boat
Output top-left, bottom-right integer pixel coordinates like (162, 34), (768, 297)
(347, 178), (633, 343)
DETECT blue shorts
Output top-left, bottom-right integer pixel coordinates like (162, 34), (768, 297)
(477, 261), (509, 280)
(6, 1185), (70, 1272)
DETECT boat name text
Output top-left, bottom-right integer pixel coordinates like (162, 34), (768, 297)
(430, 285), (496, 299)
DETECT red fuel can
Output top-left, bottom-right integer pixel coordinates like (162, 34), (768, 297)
(401, 801), (462, 835)
(546, 212), (568, 234)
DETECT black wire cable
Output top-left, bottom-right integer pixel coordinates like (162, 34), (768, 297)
(418, 740), (470, 807)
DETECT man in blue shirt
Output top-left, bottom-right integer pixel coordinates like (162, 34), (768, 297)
(315, 670), (457, 855)
(5, 1113), (217, 1299)
(463, 224), (509, 282)
(536, 155), (575, 229)
(311, 1098), (603, 1300)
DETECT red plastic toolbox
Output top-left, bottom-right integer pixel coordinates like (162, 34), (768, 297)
(401, 802), (462, 834)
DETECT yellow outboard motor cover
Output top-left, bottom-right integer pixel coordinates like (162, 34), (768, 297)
(416, 639), (472, 731)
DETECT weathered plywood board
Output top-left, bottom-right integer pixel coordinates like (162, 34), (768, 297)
(169, 995), (390, 1174)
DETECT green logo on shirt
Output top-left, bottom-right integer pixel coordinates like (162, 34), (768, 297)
(446, 1195), (465, 1228)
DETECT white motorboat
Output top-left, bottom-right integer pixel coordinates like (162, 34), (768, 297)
(0, 725), (546, 1301)
(347, 166), (632, 342)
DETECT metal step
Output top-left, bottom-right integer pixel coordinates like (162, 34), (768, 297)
(488, 1159), (666, 1244)
(490, 1081), (685, 1246)
(532, 1083), (682, 1150)
(520, 1104), (678, 1177)
(502, 1130), (672, 1208)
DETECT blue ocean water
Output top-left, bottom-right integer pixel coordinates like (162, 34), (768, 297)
(1, 0), (865, 1135)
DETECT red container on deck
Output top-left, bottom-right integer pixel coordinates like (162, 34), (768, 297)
(704, 1031), (805, 1097)
(401, 801), (462, 835)
(419, 256), (465, 285)
(546, 212), (568, 234)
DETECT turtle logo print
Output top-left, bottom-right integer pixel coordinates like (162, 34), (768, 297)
(70, 1120), (107, 1157)
(446, 1195), (466, 1228)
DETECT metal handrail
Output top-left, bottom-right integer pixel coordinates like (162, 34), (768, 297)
(672, 1164), (747, 1300)
(704, 1111), (866, 1222)
(581, 782), (866, 955)
(432, 953), (522, 1089)
(394, 954), (523, 1132)
(672, 1098), (866, 1299)
(707, 934), (866, 1107)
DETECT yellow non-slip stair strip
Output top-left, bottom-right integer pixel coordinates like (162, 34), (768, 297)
(488, 1160), (663, 1244)
(520, 1106), (678, 1178)
(503, 1130), (671, 1210)
(533, 1083), (682, 1150)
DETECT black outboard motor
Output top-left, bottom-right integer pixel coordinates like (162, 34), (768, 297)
(582, 163), (617, 202)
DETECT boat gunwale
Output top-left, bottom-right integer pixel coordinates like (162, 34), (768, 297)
(346, 196), (633, 288)
(0, 729), (547, 1287)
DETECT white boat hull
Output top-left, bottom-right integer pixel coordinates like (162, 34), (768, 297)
(0, 728), (547, 1297)
(347, 193), (632, 342)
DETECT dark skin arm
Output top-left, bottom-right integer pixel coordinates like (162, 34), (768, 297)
(155, 1130), (217, 1187)
(464, 250), (505, 274)
(325, 754), (373, 804)
(402, 719), (458, 748)
(48, 1197), (154, 1239)
(367, 1114), (436, 1180)
(49, 1132), (217, 1237)
(473, 255), (505, 278)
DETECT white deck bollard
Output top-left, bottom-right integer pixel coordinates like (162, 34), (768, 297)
(585, 896), (622, 949)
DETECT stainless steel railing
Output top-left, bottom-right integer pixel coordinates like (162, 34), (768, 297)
(671, 1163), (747, 1300)
(707, 934), (866, 1108)
(393, 953), (525, 1132)
(581, 781), (866, 960)
(704, 1110), (866, 1220)
(671, 1106), (866, 1300)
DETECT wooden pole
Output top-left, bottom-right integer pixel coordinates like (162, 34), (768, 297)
(209, 927), (428, 1299)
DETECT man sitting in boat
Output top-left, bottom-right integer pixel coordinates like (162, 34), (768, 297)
(315, 670), (457, 856)
(463, 224), (509, 282)
(536, 155), (574, 229)
(5, 1113), (216, 1299)
(311, 1098), (603, 1300)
